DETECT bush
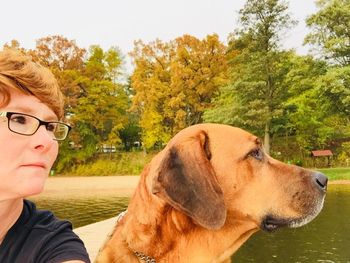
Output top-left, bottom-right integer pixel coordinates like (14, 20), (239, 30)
(61, 151), (155, 176)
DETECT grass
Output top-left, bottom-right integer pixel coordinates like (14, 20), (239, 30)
(62, 151), (155, 176)
(317, 167), (350, 181)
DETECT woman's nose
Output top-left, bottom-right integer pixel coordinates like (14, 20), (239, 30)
(32, 125), (55, 149)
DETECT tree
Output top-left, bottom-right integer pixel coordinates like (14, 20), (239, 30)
(284, 55), (331, 152)
(169, 35), (228, 129)
(119, 78), (142, 151)
(205, 50), (294, 139)
(206, 0), (296, 154)
(32, 35), (86, 70)
(130, 39), (173, 149)
(304, 0), (350, 150)
(3, 40), (27, 54)
(30, 41), (129, 172)
(130, 34), (228, 149)
(29, 36), (87, 116)
(305, 0), (350, 65)
(4, 36), (133, 171)
(70, 46), (129, 158)
(316, 66), (350, 119)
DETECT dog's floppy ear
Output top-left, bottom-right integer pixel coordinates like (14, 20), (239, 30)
(152, 130), (226, 230)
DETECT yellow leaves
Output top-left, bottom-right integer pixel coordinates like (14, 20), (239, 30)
(129, 34), (229, 149)
(140, 109), (171, 150)
(108, 124), (125, 145)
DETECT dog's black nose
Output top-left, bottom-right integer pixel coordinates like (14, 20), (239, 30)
(313, 172), (328, 191)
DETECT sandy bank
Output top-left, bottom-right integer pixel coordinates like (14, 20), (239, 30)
(35, 175), (140, 198)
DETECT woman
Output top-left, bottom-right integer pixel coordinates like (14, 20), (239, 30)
(0, 49), (90, 263)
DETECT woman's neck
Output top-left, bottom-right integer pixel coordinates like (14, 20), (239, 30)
(0, 198), (23, 245)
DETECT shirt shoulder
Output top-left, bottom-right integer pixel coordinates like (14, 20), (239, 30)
(0, 199), (90, 263)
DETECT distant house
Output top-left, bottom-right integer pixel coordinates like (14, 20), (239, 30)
(101, 144), (116, 153)
(311, 150), (333, 167)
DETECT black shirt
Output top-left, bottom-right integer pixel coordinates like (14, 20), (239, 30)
(0, 199), (90, 263)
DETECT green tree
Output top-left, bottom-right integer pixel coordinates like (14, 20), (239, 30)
(206, 0), (296, 154)
(304, 0), (350, 148)
(284, 55), (331, 152)
(316, 66), (350, 119)
(205, 50), (294, 138)
(305, 0), (350, 65)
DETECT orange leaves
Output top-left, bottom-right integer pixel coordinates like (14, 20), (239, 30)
(33, 35), (86, 70)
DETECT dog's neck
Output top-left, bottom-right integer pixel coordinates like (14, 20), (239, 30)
(122, 210), (258, 262)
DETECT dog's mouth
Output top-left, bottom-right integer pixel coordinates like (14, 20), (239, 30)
(261, 216), (291, 232)
(262, 189), (326, 233)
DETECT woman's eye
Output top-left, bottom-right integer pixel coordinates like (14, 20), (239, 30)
(249, 149), (263, 161)
(47, 123), (57, 132)
(11, 116), (27, 124)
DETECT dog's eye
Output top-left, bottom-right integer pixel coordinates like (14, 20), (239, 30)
(248, 149), (263, 161)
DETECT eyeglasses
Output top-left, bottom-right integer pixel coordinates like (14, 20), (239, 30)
(0, 111), (71, 141)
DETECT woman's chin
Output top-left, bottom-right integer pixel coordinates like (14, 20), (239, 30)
(21, 172), (48, 197)
(25, 184), (45, 197)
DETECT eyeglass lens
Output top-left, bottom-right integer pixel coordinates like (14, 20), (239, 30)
(8, 113), (69, 140)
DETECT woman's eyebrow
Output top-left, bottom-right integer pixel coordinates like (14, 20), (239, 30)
(6, 106), (58, 121)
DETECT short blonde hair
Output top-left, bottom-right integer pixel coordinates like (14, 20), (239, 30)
(0, 48), (64, 119)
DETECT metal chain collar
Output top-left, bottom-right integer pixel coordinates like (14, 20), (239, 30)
(134, 251), (156, 263)
(116, 211), (156, 263)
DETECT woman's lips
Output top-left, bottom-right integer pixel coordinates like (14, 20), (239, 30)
(21, 163), (46, 169)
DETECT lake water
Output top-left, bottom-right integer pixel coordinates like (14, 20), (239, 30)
(30, 184), (350, 262)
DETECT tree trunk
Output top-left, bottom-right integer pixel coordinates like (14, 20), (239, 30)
(264, 122), (270, 155)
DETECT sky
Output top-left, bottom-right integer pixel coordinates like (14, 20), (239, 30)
(1, 0), (317, 72)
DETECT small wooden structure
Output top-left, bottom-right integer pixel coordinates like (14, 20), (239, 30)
(311, 150), (333, 167)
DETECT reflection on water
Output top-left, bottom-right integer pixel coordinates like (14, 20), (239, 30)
(30, 185), (350, 262)
(30, 195), (130, 228)
(233, 184), (350, 262)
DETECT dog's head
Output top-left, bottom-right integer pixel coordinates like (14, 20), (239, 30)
(151, 124), (327, 232)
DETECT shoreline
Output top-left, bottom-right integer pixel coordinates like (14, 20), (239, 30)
(31, 175), (350, 199)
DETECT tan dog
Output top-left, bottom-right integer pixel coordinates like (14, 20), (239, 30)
(95, 124), (327, 263)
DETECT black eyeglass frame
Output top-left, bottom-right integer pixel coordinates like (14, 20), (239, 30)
(0, 111), (72, 141)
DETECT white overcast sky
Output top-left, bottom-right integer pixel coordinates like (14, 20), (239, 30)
(1, 0), (317, 71)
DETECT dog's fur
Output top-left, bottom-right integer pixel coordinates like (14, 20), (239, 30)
(95, 124), (327, 263)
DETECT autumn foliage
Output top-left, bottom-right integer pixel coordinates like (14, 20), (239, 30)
(2, 0), (350, 172)
(130, 34), (228, 148)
